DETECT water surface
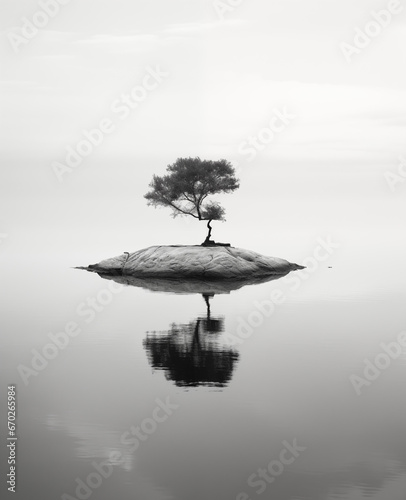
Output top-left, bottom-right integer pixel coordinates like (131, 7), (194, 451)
(1, 245), (406, 500)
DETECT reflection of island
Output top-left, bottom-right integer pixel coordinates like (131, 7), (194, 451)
(87, 272), (289, 295)
(83, 269), (289, 388)
(143, 295), (239, 388)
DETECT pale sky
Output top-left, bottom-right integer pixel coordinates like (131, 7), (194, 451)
(0, 0), (405, 261)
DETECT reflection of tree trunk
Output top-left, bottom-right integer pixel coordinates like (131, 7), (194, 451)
(203, 294), (211, 319)
(191, 320), (201, 361)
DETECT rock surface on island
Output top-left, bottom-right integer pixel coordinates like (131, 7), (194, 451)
(86, 245), (303, 280)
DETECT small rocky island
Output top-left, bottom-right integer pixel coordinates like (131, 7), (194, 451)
(81, 245), (304, 280)
(78, 159), (304, 286)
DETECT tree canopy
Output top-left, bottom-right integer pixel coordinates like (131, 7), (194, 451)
(144, 157), (239, 243)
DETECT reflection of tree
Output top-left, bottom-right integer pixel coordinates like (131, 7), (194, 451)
(201, 294), (223, 333)
(143, 295), (239, 387)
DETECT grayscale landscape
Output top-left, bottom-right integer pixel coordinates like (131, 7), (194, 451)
(1, 1), (406, 499)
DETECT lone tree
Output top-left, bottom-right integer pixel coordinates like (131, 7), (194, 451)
(144, 157), (239, 245)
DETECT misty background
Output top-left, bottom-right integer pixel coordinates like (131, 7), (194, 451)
(1, 0), (405, 287)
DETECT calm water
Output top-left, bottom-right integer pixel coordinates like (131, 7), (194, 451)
(1, 244), (406, 500)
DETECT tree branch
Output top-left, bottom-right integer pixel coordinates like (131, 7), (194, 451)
(158, 194), (199, 218)
(181, 192), (194, 203)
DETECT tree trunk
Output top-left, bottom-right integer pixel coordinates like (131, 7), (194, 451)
(204, 219), (213, 243)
